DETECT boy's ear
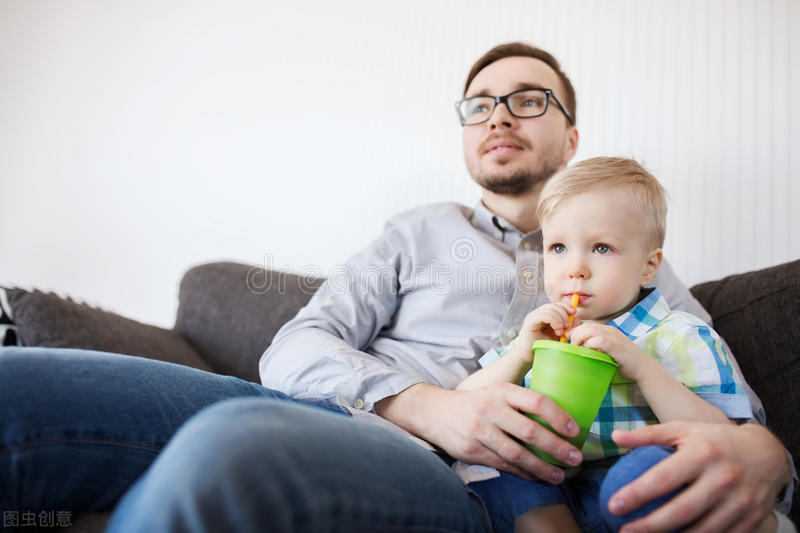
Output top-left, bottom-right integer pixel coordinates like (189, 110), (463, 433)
(641, 248), (663, 286)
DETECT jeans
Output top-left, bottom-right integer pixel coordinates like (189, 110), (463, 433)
(0, 347), (487, 532)
(471, 446), (677, 532)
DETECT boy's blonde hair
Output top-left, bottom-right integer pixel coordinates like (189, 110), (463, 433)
(537, 157), (668, 249)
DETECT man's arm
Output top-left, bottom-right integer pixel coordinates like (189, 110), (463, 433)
(259, 222), (419, 411)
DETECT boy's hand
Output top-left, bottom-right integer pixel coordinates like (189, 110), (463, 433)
(513, 302), (580, 361)
(568, 323), (653, 381)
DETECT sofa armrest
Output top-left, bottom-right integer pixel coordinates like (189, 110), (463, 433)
(1, 287), (212, 372)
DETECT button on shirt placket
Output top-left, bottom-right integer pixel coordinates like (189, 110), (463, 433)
(484, 215), (521, 344)
(500, 233), (548, 345)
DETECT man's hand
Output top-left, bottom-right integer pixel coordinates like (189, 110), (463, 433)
(375, 382), (584, 483)
(608, 421), (790, 533)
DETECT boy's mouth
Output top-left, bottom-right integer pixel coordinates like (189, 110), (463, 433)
(567, 292), (590, 304)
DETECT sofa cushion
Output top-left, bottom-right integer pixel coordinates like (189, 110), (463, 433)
(2, 287), (213, 372)
(690, 259), (799, 520)
(174, 262), (323, 383)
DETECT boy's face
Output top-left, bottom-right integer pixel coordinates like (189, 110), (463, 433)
(542, 187), (662, 323)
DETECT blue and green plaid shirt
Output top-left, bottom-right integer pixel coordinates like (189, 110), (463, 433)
(480, 288), (751, 460)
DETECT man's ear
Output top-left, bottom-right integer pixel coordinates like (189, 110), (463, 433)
(561, 127), (579, 166)
(641, 247), (663, 286)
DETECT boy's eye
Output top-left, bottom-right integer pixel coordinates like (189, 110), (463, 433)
(551, 243), (566, 254)
(594, 244), (612, 254)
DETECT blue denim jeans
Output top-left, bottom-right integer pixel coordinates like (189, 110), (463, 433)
(0, 347), (487, 532)
(470, 446), (678, 533)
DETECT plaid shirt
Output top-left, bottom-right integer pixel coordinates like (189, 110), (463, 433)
(480, 288), (751, 461)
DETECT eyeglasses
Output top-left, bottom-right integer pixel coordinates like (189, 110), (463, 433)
(455, 88), (574, 126)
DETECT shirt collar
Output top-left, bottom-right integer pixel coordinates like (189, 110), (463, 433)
(608, 287), (671, 339)
(471, 201), (527, 239)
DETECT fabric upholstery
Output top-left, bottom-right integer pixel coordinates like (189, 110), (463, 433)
(691, 259), (800, 522)
(174, 262), (323, 383)
(3, 288), (213, 373)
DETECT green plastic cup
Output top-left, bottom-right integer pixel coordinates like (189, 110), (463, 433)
(526, 339), (619, 466)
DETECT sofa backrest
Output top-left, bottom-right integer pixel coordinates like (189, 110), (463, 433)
(175, 261), (323, 383)
(691, 259), (799, 521)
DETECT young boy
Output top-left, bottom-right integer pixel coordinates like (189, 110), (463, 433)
(458, 157), (754, 533)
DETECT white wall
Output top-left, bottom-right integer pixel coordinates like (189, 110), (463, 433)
(1, 0), (798, 328)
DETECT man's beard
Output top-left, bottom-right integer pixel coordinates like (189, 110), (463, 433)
(473, 158), (562, 196)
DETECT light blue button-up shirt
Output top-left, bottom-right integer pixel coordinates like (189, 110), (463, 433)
(260, 201), (715, 411)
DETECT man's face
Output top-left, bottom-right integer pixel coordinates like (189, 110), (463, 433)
(462, 56), (577, 196)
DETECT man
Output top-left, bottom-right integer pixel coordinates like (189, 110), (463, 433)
(1, 43), (794, 532)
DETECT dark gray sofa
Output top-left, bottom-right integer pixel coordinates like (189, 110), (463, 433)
(2, 259), (798, 531)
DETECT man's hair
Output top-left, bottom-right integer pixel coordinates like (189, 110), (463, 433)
(537, 157), (668, 249)
(464, 42), (577, 124)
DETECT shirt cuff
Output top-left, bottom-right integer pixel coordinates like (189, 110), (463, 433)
(694, 392), (753, 421)
(775, 446), (798, 515)
(774, 509), (797, 533)
(478, 347), (502, 369)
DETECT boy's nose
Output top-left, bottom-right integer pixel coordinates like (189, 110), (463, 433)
(568, 261), (590, 279)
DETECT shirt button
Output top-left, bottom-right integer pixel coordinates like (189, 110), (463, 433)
(506, 328), (517, 339)
(523, 242), (532, 250)
(353, 398), (365, 410)
(494, 231), (503, 240)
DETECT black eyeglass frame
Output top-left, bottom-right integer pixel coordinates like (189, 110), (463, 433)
(455, 88), (575, 126)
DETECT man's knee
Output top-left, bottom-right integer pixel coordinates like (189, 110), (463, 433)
(112, 397), (489, 533)
(111, 398), (351, 530)
(162, 397), (346, 470)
